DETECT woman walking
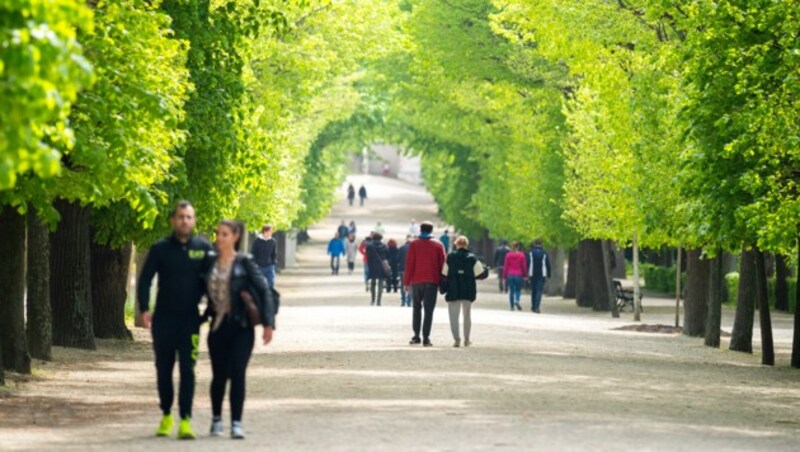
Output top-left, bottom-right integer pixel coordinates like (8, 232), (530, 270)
(345, 233), (359, 275)
(203, 220), (275, 439)
(502, 242), (527, 311)
(443, 236), (488, 347)
(366, 233), (389, 306)
(387, 239), (400, 293)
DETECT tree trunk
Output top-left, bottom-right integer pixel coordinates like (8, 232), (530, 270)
(564, 248), (577, 299)
(26, 209), (52, 360)
(91, 240), (133, 340)
(544, 247), (565, 296)
(674, 245), (683, 328)
(133, 249), (148, 327)
(603, 240), (619, 318)
(730, 247), (756, 353)
(632, 234), (642, 321)
(775, 254), (789, 311)
(792, 232), (800, 368)
(754, 248), (775, 366)
(50, 200), (95, 349)
(575, 239), (614, 312)
(610, 243), (626, 279)
(0, 206), (32, 373)
(704, 254), (723, 348)
(683, 248), (710, 337)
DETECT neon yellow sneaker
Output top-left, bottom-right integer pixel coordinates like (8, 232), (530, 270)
(177, 418), (196, 440)
(155, 414), (174, 437)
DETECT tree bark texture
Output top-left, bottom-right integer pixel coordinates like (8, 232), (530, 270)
(0, 206), (32, 373)
(792, 233), (800, 368)
(729, 248), (756, 353)
(26, 209), (52, 360)
(683, 248), (710, 337)
(50, 200), (95, 349)
(564, 248), (577, 299)
(704, 254), (723, 348)
(754, 249), (775, 366)
(91, 240), (133, 340)
(775, 254), (789, 311)
(544, 247), (565, 296)
(610, 243), (626, 279)
(575, 239), (614, 312)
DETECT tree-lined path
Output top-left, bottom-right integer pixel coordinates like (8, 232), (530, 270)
(1, 175), (798, 451)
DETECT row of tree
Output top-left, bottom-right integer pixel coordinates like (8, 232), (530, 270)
(0, 0), (400, 385)
(351, 0), (800, 366)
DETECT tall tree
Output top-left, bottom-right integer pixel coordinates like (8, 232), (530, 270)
(729, 248), (756, 353)
(26, 209), (52, 360)
(0, 206), (31, 373)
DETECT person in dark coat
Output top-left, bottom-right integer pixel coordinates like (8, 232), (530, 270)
(366, 233), (389, 306)
(337, 221), (349, 243)
(397, 235), (412, 306)
(493, 240), (510, 293)
(442, 236), (488, 348)
(358, 184), (368, 206)
(347, 184), (356, 206)
(528, 239), (551, 313)
(386, 239), (400, 293)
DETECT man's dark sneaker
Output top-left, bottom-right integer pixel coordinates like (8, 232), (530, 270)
(409, 337), (421, 345)
(515, 303), (522, 311)
(423, 339), (433, 347)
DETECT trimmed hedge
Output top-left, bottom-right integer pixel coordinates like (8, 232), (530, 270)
(724, 272), (797, 313)
(642, 264), (685, 294)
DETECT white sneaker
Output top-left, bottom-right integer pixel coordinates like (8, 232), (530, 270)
(210, 419), (223, 437)
(231, 421), (245, 439)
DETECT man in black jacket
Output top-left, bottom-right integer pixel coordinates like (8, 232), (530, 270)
(528, 239), (551, 313)
(250, 224), (278, 287)
(138, 201), (212, 440)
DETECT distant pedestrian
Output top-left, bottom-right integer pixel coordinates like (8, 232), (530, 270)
(408, 219), (420, 238)
(358, 184), (367, 206)
(366, 233), (389, 306)
(251, 224), (278, 288)
(374, 221), (385, 235)
(439, 229), (450, 253)
(397, 235), (412, 306)
(359, 234), (373, 292)
(502, 242), (527, 311)
(345, 233), (358, 275)
(347, 184), (356, 206)
(348, 220), (357, 237)
(327, 232), (346, 275)
(528, 239), (551, 313)
(387, 239), (400, 293)
(337, 220), (349, 243)
(443, 236), (488, 348)
(403, 221), (446, 347)
(493, 240), (510, 293)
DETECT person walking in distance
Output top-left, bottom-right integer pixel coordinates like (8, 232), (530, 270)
(366, 233), (390, 306)
(494, 240), (510, 293)
(443, 236), (489, 348)
(374, 221), (386, 235)
(439, 229), (451, 253)
(137, 201), (212, 440)
(348, 220), (357, 237)
(203, 220), (275, 440)
(359, 233), (373, 292)
(387, 239), (400, 293)
(397, 235), (412, 306)
(403, 221), (446, 346)
(327, 232), (346, 275)
(408, 219), (420, 238)
(528, 239), (551, 313)
(337, 220), (349, 244)
(345, 233), (359, 275)
(347, 183), (356, 206)
(358, 184), (368, 207)
(502, 242), (528, 311)
(250, 225), (277, 288)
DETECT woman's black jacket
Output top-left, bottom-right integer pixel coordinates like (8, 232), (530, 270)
(202, 252), (276, 329)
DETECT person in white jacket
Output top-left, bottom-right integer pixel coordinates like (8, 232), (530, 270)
(345, 233), (359, 275)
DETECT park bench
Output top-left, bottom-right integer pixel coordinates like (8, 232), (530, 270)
(614, 280), (643, 313)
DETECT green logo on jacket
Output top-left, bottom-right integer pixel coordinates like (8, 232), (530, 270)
(188, 250), (206, 260)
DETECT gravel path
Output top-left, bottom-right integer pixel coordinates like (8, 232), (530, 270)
(1, 175), (798, 451)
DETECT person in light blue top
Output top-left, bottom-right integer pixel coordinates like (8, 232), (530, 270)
(328, 232), (346, 275)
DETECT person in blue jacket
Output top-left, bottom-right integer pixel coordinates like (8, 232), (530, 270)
(528, 239), (551, 313)
(328, 232), (346, 275)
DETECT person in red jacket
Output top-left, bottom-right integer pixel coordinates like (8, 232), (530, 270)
(403, 221), (446, 347)
(502, 242), (528, 311)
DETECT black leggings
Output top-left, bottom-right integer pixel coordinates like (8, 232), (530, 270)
(208, 319), (255, 422)
(152, 313), (199, 419)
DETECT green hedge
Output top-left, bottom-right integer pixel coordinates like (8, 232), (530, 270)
(724, 272), (797, 313)
(642, 264), (685, 294)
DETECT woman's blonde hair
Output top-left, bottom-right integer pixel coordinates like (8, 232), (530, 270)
(455, 236), (469, 249)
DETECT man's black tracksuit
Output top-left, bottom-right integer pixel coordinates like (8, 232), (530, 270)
(137, 234), (212, 419)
